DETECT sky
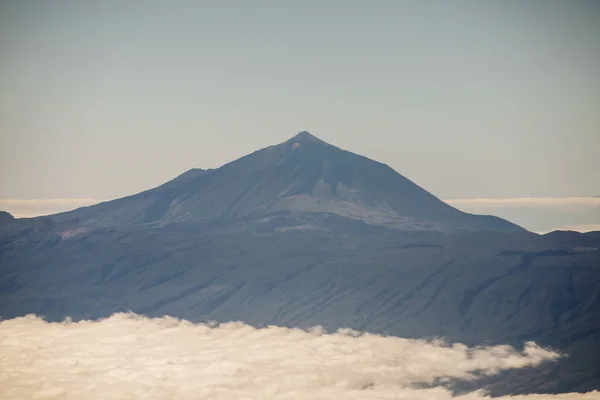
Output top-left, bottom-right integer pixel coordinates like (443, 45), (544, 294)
(0, 1), (599, 229)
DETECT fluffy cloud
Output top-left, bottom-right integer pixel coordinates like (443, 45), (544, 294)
(0, 313), (597, 400)
(0, 198), (102, 218)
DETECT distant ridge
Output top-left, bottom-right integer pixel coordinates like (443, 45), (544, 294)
(0, 211), (14, 226)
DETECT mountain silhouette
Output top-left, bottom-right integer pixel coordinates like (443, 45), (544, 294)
(52, 131), (522, 232)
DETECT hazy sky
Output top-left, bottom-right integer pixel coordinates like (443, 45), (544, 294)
(1, 0), (599, 201)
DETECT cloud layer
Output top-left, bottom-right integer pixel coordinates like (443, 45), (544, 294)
(445, 197), (600, 233)
(0, 313), (598, 400)
(1, 197), (599, 233)
(0, 198), (102, 218)
(445, 197), (600, 208)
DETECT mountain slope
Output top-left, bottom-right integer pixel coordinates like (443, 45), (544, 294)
(51, 132), (522, 232)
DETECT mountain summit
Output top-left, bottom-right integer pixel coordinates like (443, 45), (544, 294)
(52, 131), (522, 232)
(287, 130), (325, 143)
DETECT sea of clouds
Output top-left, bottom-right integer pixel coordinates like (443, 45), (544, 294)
(1, 313), (599, 400)
(3, 197), (600, 233)
(445, 197), (600, 233)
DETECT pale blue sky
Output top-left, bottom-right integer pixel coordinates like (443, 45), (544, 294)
(1, 0), (599, 201)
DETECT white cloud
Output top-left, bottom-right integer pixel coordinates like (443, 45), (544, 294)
(0, 198), (103, 218)
(445, 197), (600, 208)
(0, 313), (597, 400)
(445, 197), (600, 233)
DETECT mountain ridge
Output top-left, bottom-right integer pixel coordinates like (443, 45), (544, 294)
(50, 131), (524, 233)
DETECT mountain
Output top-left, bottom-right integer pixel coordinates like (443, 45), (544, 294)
(51, 131), (522, 232)
(1, 132), (599, 395)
